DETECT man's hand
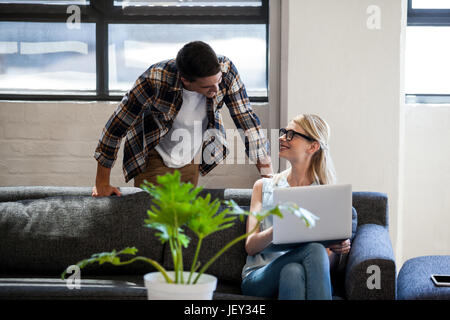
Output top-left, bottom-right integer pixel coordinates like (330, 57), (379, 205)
(256, 156), (273, 178)
(93, 163), (121, 197)
(92, 184), (122, 197)
(328, 239), (351, 255)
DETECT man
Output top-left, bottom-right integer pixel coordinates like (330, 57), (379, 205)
(92, 41), (273, 197)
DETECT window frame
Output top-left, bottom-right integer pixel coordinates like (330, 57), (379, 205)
(406, 0), (450, 104)
(0, 0), (269, 102)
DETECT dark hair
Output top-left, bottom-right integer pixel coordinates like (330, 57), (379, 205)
(176, 41), (221, 82)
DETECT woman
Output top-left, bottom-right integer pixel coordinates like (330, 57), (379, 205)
(241, 114), (351, 300)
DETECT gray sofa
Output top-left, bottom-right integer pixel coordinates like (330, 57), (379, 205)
(0, 186), (396, 300)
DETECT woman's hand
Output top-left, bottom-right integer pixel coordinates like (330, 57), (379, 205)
(328, 239), (351, 255)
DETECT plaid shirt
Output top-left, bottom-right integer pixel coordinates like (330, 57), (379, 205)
(94, 56), (270, 183)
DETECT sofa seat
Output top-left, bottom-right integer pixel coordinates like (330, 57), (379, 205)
(397, 256), (450, 300)
(0, 275), (147, 300)
(0, 274), (268, 300)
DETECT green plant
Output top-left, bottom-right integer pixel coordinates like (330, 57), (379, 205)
(61, 171), (318, 284)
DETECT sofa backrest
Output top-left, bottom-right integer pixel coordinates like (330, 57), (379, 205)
(352, 192), (388, 227)
(199, 189), (389, 227)
(0, 186), (139, 202)
(0, 187), (165, 276)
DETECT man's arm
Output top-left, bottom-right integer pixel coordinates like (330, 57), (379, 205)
(93, 77), (151, 196)
(222, 58), (273, 178)
(255, 158), (274, 178)
(92, 162), (122, 197)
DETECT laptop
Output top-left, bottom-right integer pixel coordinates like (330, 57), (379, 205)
(272, 184), (352, 246)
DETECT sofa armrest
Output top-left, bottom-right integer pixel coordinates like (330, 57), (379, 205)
(345, 224), (396, 300)
(352, 192), (389, 228)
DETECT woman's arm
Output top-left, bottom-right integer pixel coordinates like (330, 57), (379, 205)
(244, 179), (274, 256)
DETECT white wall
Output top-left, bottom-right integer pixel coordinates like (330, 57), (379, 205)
(402, 104), (450, 262)
(0, 100), (268, 189)
(281, 0), (450, 268)
(0, 101), (116, 187)
(280, 0), (404, 262)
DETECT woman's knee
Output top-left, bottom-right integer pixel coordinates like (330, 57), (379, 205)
(280, 263), (305, 282)
(304, 243), (328, 263)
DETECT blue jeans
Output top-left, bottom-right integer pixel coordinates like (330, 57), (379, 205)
(241, 242), (332, 300)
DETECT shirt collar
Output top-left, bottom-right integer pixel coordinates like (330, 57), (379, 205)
(169, 73), (184, 92)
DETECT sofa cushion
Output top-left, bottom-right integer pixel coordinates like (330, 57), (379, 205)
(0, 188), (165, 276)
(0, 276), (147, 300)
(0, 186), (131, 203)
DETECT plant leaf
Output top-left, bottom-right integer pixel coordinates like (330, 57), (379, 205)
(178, 232), (190, 248)
(187, 196), (237, 239)
(61, 247), (138, 279)
(224, 199), (247, 215)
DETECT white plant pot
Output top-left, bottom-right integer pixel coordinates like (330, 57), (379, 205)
(144, 271), (217, 300)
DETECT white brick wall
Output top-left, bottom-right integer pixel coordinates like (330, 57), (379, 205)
(0, 101), (270, 189)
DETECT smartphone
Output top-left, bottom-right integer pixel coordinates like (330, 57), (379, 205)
(431, 274), (450, 287)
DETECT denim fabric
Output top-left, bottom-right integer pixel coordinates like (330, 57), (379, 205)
(241, 242), (332, 300)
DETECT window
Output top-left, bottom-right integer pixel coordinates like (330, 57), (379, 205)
(406, 0), (450, 103)
(0, 0), (268, 101)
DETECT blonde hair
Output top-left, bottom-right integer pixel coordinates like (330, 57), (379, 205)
(274, 114), (337, 185)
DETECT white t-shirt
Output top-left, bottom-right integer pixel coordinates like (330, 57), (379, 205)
(154, 88), (208, 168)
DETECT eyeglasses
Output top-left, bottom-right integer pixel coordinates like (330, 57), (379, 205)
(279, 128), (316, 142)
